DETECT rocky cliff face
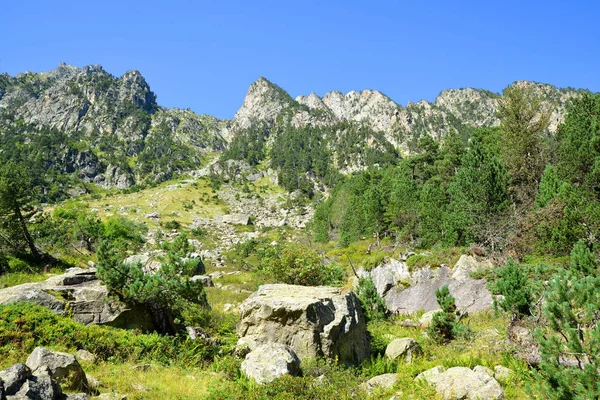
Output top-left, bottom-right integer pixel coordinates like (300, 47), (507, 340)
(0, 63), (227, 188)
(232, 77), (583, 154)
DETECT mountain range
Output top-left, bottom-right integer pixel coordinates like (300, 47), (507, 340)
(0, 63), (587, 189)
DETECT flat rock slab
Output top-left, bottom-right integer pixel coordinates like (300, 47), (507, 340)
(417, 366), (505, 400)
(237, 284), (370, 365)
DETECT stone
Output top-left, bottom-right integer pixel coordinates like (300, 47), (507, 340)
(473, 365), (494, 378)
(419, 309), (442, 326)
(368, 259), (411, 298)
(237, 284), (370, 365)
(221, 213), (252, 225)
(76, 350), (97, 364)
(493, 366), (514, 381)
(419, 366), (505, 400)
(384, 338), (423, 363)
(190, 275), (214, 287)
(414, 366), (446, 382)
(0, 268), (155, 332)
(12, 366), (62, 400)
(361, 373), (398, 394)
(0, 364), (32, 395)
(241, 344), (300, 384)
(382, 264), (493, 315)
(26, 347), (87, 390)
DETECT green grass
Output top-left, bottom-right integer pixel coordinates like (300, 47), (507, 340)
(0, 269), (64, 289)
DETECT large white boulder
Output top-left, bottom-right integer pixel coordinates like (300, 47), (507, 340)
(241, 344), (300, 384)
(237, 284), (370, 364)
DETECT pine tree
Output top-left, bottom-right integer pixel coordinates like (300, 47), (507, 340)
(96, 232), (209, 334)
(498, 84), (551, 200)
(488, 259), (532, 317)
(427, 285), (459, 343)
(535, 241), (600, 399)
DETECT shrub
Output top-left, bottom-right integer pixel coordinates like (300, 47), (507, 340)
(258, 243), (345, 286)
(234, 239), (258, 258)
(426, 285), (467, 343)
(0, 302), (216, 365)
(356, 276), (388, 321)
(96, 232), (209, 334)
(488, 259), (532, 317)
(534, 241), (600, 399)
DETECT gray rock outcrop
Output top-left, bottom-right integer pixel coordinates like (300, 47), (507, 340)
(0, 268), (154, 331)
(416, 366), (505, 400)
(0, 349), (91, 399)
(26, 347), (87, 390)
(241, 343), (300, 384)
(361, 255), (493, 315)
(237, 284), (370, 365)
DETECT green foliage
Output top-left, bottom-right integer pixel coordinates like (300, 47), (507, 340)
(103, 216), (147, 250)
(96, 232), (209, 334)
(356, 276), (388, 321)
(0, 302), (216, 365)
(427, 285), (461, 343)
(557, 92), (600, 191)
(221, 124), (268, 166)
(534, 241), (600, 399)
(257, 243), (345, 286)
(488, 259), (532, 317)
(498, 84), (551, 198)
(233, 238), (258, 258)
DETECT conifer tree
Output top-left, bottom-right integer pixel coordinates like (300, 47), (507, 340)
(535, 241), (600, 399)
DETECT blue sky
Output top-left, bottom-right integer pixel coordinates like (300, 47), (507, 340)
(2, 1), (598, 119)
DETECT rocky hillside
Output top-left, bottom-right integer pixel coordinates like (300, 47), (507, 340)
(0, 64), (588, 190)
(233, 77), (583, 154)
(0, 63), (226, 189)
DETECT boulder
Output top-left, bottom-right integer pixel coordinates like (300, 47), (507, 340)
(237, 284), (370, 365)
(241, 344), (300, 384)
(222, 213), (252, 225)
(473, 365), (494, 378)
(360, 255), (494, 315)
(419, 309), (442, 326)
(361, 373), (398, 394)
(415, 365), (446, 382)
(65, 394), (91, 400)
(383, 262), (493, 315)
(384, 338), (423, 363)
(0, 363), (31, 395)
(123, 254), (163, 274)
(26, 347), (87, 390)
(12, 367), (62, 400)
(367, 259), (410, 298)
(493, 366), (514, 381)
(0, 268), (155, 332)
(417, 366), (505, 400)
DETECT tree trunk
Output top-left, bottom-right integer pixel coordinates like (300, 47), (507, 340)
(14, 204), (39, 259)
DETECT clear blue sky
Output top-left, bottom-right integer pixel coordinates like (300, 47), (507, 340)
(2, 0), (598, 119)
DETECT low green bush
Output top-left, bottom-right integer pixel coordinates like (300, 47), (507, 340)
(0, 302), (217, 365)
(257, 243), (345, 286)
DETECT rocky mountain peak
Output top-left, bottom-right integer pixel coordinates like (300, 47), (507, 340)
(233, 77), (296, 129)
(118, 70), (156, 113)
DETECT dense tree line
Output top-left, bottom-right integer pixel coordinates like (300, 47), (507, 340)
(314, 87), (600, 257)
